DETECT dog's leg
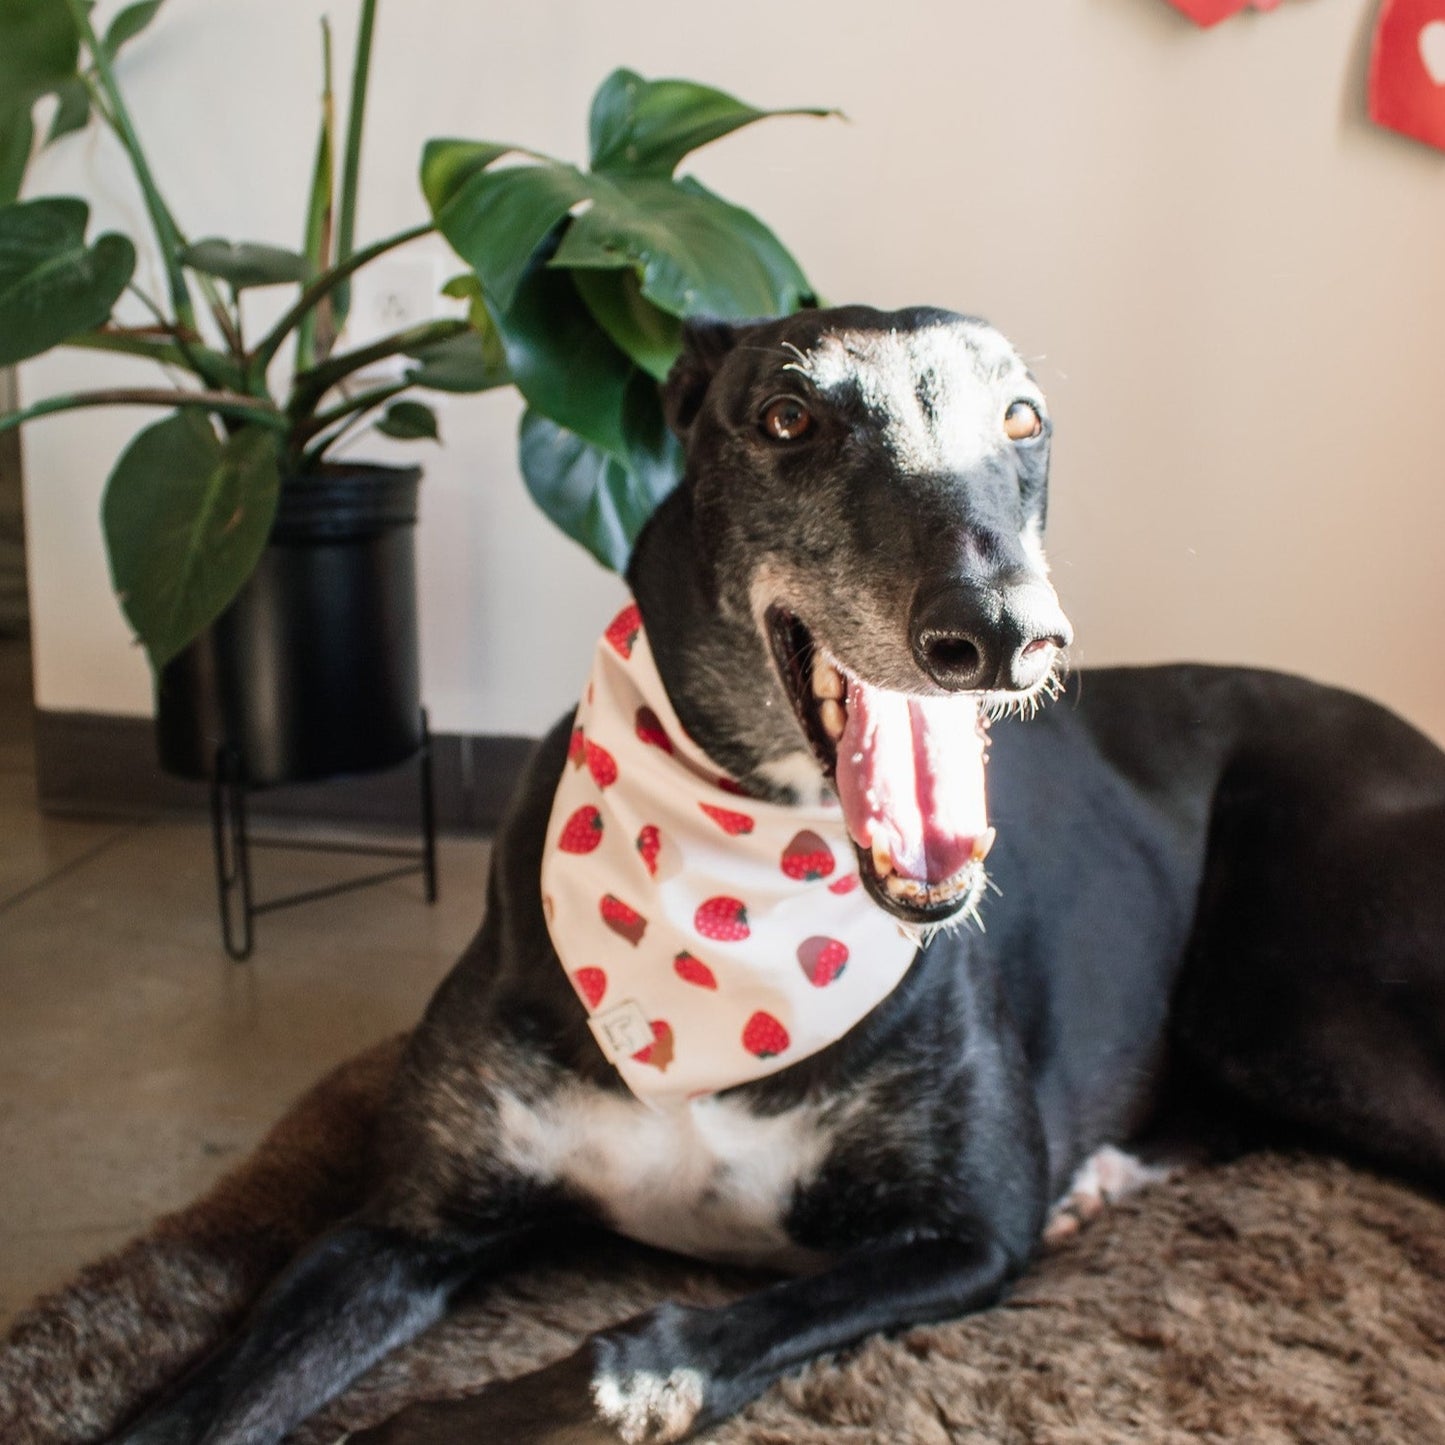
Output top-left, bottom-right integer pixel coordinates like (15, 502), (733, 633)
(349, 1232), (1018, 1445)
(110, 1220), (514, 1445)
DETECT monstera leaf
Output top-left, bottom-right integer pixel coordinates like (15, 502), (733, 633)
(423, 69), (830, 570)
(0, 0), (82, 202)
(0, 197), (135, 366)
(587, 68), (836, 178)
(102, 413), (281, 669)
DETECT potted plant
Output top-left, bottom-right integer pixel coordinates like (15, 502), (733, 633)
(0, 0), (832, 785)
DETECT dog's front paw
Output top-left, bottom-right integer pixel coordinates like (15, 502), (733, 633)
(1043, 1144), (1173, 1245)
(345, 1348), (628, 1445)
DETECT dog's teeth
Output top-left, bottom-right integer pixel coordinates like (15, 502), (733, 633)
(871, 836), (894, 876)
(972, 827), (997, 863)
(812, 657), (844, 700)
(819, 698), (847, 740)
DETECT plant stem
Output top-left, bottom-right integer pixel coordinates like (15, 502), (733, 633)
(62, 0), (198, 334)
(287, 316), (466, 416)
(297, 17), (337, 372)
(249, 221), (434, 381)
(65, 329), (195, 369)
(333, 0), (378, 332)
(296, 379), (408, 442)
(0, 389), (288, 437)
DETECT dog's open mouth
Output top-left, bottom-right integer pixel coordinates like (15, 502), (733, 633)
(766, 608), (993, 925)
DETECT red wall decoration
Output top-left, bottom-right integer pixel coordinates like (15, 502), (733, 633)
(1164, 0), (1282, 27)
(1369, 0), (1445, 151)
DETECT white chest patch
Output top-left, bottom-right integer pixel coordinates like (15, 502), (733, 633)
(495, 1085), (834, 1270)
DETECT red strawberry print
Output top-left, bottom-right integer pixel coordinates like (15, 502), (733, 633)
(717, 776), (751, 797)
(573, 967), (607, 1009)
(558, 805), (604, 854)
(699, 803), (754, 836)
(636, 824), (661, 878)
(742, 1011), (790, 1059)
(673, 951), (717, 990)
(695, 895), (750, 942)
(798, 936), (849, 987)
(600, 893), (647, 946)
(781, 829), (835, 881)
(586, 740), (618, 789)
(828, 873), (860, 895)
(632, 1019), (674, 1071)
(635, 706), (673, 753)
(567, 726), (586, 768)
(605, 603), (642, 659)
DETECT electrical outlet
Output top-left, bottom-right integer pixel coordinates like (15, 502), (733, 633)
(349, 256), (445, 346)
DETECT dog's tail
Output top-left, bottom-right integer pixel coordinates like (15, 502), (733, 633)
(0, 1034), (406, 1445)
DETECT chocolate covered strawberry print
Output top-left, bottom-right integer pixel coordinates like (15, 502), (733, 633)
(742, 1011), (790, 1059)
(600, 894), (647, 945)
(632, 1019), (674, 1071)
(573, 967), (607, 1009)
(585, 740), (618, 789)
(798, 935), (849, 987)
(673, 951), (717, 990)
(694, 895), (750, 942)
(558, 805), (604, 854)
(635, 706), (672, 753)
(636, 824), (661, 878)
(699, 803), (754, 836)
(567, 726), (586, 768)
(605, 603), (642, 659)
(781, 829), (835, 881)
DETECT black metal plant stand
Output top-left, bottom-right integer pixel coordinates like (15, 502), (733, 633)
(208, 709), (438, 961)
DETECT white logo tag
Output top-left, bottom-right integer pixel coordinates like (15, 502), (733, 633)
(588, 1000), (655, 1062)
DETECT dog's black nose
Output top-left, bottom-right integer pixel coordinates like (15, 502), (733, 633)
(910, 577), (1073, 692)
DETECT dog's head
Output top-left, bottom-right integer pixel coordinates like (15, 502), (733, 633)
(646, 304), (1072, 926)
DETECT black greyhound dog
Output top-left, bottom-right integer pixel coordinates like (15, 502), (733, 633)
(115, 306), (1445, 1445)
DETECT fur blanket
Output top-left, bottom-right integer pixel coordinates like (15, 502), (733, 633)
(3, 1035), (1443, 1445)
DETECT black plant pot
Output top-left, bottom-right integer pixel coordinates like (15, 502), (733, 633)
(155, 462), (422, 787)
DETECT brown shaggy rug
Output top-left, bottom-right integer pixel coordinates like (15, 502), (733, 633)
(2, 1034), (1443, 1445)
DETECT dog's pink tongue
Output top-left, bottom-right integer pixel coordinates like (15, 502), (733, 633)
(834, 679), (988, 883)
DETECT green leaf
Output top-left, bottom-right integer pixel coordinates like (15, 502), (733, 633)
(404, 324), (509, 395)
(44, 77), (91, 145)
(178, 237), (309, 290)
(0, 106), (34, 207)
(0, 0), (81, 114)
(375, 399), (438, 441)
(0, 196), (135, 367)
(420, 138), (516, 215)
(551, 173), (813, 320)
(588, 68), (836, 178)
(434, 160), (592, 314)
(573, 267), (681, 382)
(494, 250), (633, 458)
(102, 414), (281, 670)
(518, 409), (662, 573)
(102, 0), (163, 57)
(0, 0), (83, 198)
(619, 367), (683, 507)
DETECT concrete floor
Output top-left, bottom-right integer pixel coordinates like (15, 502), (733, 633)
(0, 638), (492, 1326)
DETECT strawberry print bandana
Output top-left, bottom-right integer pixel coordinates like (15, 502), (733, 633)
(541, 601), (921, 1110)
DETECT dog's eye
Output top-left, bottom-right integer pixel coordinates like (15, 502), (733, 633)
(1004, 400), (1043, 441)
(761, 397), (813, 442)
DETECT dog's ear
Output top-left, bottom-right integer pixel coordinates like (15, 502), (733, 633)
(662, 318), (749, 440)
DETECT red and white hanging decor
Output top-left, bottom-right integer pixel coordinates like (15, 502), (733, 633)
(1163, 0), (1282, 26)
(1369, 0), (1445, 151)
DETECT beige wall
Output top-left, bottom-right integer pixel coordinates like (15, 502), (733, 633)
(20, 0), (1445, 741)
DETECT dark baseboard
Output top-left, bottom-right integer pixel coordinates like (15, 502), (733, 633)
(33, 709), (535, 834)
